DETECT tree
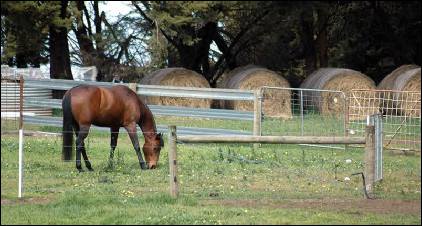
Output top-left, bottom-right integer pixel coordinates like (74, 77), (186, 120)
(1, 1), (51, 67)
(1, 1), (73, 81)
(132, 1), (275, 87)
(70, 1), (150, 81)
(49, 0), (73, 80)
(328, 1), (421, 83)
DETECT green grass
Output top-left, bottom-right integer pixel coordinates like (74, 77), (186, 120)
(1, 119), (421, 225)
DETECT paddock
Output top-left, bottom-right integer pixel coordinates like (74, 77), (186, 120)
(1, 76), (421, 224)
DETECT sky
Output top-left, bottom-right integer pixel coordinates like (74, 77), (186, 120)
(102, 1), (132, 22)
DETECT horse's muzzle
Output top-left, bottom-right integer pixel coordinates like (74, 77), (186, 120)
(148, 164), (157, 169)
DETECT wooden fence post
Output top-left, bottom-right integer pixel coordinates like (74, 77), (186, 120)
(128, 83), (137, 93)
(364, 125), (375, 194)
(168, 125), (178, 198)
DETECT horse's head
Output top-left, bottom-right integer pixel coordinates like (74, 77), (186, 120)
(142, 132), (164, 169)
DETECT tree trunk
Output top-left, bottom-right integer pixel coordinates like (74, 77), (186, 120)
(175, 22), (217, 83)
(316, 8), (328, 68)
(49, 0), (72, 98)
(75, 1), (95, 66)
(300, 11), (317, 76)
(93, 0), (105, 81)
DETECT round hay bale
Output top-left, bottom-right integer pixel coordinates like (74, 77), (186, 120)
(300, 68), (377, 120)
(140, 68), (211, 108)
(218, 65), (292, 119)
(378, 65), (421, 117)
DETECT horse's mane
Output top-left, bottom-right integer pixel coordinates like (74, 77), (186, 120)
(138, 96), (158, 136)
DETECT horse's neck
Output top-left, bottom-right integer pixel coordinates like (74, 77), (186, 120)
(139, 106), (157, 141)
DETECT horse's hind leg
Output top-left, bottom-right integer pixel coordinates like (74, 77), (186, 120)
(108, 127), (119, 168)
(109, 127), (120, 161)
(125, 123), (147, 170)
(76, 125), (92, 172)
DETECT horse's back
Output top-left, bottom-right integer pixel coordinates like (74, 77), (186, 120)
(66, 85), (141, 127)
(66, 85), (101, 125)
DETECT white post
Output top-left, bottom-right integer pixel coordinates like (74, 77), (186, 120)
(18, 75), (24, 198)
(18, 129), (24, 198)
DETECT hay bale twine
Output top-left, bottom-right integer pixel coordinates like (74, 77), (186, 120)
(218, 65), (292, 119)
(140, 68), (211, 108)
(300, 68), (377, 120)
(378, 65), (421, 117)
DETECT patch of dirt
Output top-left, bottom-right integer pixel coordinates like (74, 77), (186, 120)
(1, 197), (52, 206)
(202, 198), (421, 215)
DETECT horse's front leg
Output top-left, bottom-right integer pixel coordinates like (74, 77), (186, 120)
(76, 125), (92, 172)
(125, 123), (147, 170)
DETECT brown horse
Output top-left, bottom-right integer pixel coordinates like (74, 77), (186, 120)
(62, 84), (163, 172)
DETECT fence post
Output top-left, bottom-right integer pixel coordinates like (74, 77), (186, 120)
(253, 88), (263, 149)
(18, 74), (24, 198)
(300, 90), (304, 136)
(168, 125), (178, 198)
(128, 83), (137, 93)
(364, 125), (375, 194)
(343, 92), (349, 151)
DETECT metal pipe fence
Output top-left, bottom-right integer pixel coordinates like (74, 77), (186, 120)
(4, 77), (418, 152)
(15, 79), (257, 136)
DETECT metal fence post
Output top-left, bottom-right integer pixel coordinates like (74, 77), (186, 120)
(253, 88), (263, 149)
(343, 92), (349, 151)
(364, 125), (376, 194)
(300, 90), (304, 136)
(369, 114), (383, 182)
(168, 125), (178, 198)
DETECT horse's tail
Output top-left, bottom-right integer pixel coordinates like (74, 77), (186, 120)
(62, 91), (74, 161)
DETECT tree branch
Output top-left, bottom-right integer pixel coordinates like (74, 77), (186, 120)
(131, 1), (179, 47)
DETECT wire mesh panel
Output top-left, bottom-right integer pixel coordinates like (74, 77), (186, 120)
(175, 142), (367, 200)
(348, 89), (421, 152)
(259, 87), (347, 150)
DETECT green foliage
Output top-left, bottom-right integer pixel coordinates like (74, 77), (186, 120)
(1, 1), (420, 84)
(328, 1), (421, 83)
(147, 1), (225, 46)
(1, 1), (72, 67)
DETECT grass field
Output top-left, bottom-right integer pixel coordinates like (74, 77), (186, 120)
(1, 118), (421, 225)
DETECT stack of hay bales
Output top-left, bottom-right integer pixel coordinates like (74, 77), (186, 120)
(140, 67), (211, 108)
(300, 68), (377, 120)
(378, 65), (421, 117)
(217, 65), (292, 119)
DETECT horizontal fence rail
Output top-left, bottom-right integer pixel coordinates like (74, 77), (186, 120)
(24, 78), (118, 90)
(136, 84), (255, 100)
(168, 125), (376, 198)
(24, 78), (255, 100)
(23, 98), (254, 121)
(177, 135), (366, 144)
(22, 115), (251, 136)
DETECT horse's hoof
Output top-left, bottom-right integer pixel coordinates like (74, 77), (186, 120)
(77, 169), (85, 173)
(87, 168), (94, 172)
(140, 163), (147, 170)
